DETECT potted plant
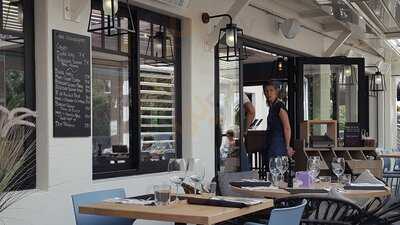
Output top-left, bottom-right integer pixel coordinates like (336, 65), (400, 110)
(0, 106), (36, 216)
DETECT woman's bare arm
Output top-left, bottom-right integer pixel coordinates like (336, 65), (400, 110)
(279, 109), (295, 157)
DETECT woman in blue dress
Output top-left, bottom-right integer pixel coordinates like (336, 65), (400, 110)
(263, 81), (294, 168)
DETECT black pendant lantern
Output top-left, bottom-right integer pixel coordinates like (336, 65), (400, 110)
(144, 24), (175, 67)
(369, 71), (386, 92)
(87, 0), (135, 36)
(202, 13), (247, 61)
(366, 66), (386, 93)
(338, 65), (356, 86)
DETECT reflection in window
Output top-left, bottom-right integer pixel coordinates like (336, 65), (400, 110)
(219, 60), (240, 172)
(139, 19), (177, 162)
(303, 64), (358, 137)
(92, 56), (131, 174)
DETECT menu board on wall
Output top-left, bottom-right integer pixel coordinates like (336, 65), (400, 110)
(52, 30), (91, 137)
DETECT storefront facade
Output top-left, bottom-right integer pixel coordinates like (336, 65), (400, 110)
(0, 0), (395, 225)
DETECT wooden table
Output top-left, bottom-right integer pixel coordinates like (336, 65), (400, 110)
(79, 197), (274, 225)
(379, 152), (400, 158)
(231, 183), (391, 199)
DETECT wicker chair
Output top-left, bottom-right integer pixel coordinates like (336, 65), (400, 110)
(274, 195), (364, 225)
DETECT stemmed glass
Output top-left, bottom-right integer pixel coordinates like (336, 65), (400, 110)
(269, 157), (283, 186)
(280, 156), (289, 176)
(307, 156), (321, 182)
(331, 157), (345, 181)
(168, 158), (187, 200)
(187, 158), (205, 195)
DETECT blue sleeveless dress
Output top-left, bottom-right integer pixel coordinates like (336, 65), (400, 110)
(265, 100), (287, 159)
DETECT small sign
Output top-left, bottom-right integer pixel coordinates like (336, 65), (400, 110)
(344, 122), (362, 147)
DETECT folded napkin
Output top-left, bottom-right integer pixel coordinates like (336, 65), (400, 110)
(230, 180), (271, 188)
(354, 170), (384, 185)
(242, 186), (278, 190)
(343, 170), (385, 190)
(104, 197), (154, 205)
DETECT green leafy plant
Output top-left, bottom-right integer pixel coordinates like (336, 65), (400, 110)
(0, 106), (36, 215)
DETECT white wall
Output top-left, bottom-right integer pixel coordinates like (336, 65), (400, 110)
(2, 0), (395, 225)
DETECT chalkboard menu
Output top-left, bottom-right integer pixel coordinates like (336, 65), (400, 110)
(53, 30), (91, 137)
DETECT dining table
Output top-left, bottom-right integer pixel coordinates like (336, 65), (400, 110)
(231, 182), (392, 199)
(379, 152), (400, 159)
(79, 195), (274, 225)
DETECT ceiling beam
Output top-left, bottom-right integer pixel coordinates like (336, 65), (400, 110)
(322, 22), (345, 32)
(206, 0), (252, 46)
(323, 29), (352, 57)
(298, 9), (328, 18)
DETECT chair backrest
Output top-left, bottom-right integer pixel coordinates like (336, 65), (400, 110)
(71, 188), (134, 225)
(274, 195), (364, 225)
(217, 171), (258, 196)
(268, 201), (307, 225)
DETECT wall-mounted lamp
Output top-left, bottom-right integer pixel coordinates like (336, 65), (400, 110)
(366, 66), (386, 93)
(202, 12), (247, 61)
(87, 0), (135, 36)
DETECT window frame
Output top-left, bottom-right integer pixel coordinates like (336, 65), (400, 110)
(0, 0), (36, 189)
(92, 3), (182, 179)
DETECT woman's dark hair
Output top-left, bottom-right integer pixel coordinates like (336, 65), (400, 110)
(263, 80), (280, 92)
(226, 129), (234, 137)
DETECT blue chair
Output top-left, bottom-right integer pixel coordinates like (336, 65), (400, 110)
(71, 188), (135, 225)
(244, 201), (306, 225)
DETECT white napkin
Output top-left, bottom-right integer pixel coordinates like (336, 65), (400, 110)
(103, 197), (154, 205)
(242, 186), (279, 190)
(353, 170), (384, 186)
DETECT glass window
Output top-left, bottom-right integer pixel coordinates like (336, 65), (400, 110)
(303, 64), (358, 138)
(139, 18), (178, 162)
(0, 0), (35, 189)
(91, 4), (181, 178)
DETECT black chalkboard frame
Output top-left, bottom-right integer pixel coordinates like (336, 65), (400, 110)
(52, 29), (91, 137)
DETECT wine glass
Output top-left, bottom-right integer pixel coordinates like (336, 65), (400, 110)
(331, 157), (345, 181)
(168, 158), (187, 200)
(307, 156), (321, 181)
(187, 158), (205, 195)
(281, 156), (289, 176)
(269, 157), (282, 186)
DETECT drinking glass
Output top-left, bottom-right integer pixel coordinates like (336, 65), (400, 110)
(331, 157), (345, 181)
(341, 174), (352, 186)
(281, 156), (289, 176)
(307, 156), (321, 181)
(154, 184), (171, 206)
(209, 181), (217, 197)
(264, 172), (272, 183)
(187, 158), (205, 195)
(168, 158), (187, 200)
(269, 157), (282, 186)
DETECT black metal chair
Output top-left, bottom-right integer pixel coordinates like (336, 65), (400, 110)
(382, 172), (400, 198)
(359, 199), (400, 225)
(274, 195), (364, 225)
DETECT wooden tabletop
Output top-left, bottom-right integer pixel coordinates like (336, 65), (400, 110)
(231, 183), (391, 199)
(79, 197), (274, 225)
(379, 152), (400, 158)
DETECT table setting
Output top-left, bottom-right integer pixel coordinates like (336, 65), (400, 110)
(230, 156), (391, 199)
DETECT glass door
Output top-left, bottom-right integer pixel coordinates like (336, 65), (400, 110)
(215, 48), (243, 173)
(295, 57), (369, 142)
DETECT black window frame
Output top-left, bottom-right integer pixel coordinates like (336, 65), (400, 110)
(0, 0), (36, 189)
(92, 3), (182, 179)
